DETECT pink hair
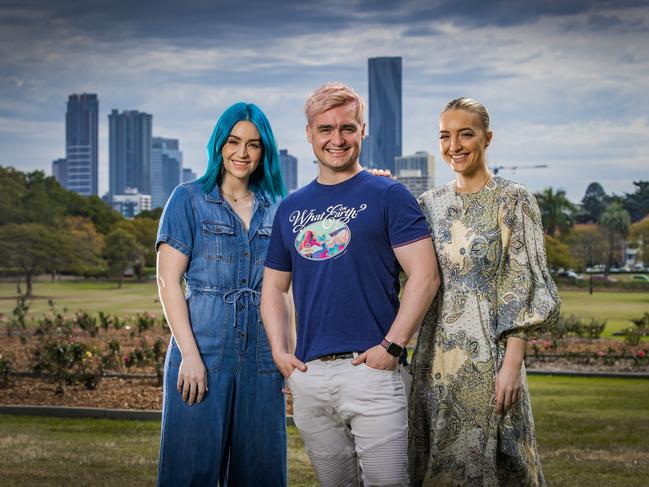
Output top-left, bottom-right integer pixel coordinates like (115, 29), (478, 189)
(304, 82), (366, 125)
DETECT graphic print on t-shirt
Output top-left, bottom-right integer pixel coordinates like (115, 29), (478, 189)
(289, 203), (367, 261)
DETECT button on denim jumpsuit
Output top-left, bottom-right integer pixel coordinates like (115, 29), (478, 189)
(156, 181), (286, 486)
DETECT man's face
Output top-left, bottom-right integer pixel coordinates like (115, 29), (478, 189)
(306, 103), (365, 174)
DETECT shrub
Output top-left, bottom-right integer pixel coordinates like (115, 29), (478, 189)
(74, 311), (98, 337)
(31, 314), (102, 394)
(552, 315), (606, 339)
(6, 295), (29, 341)
(0, 353), (12, 388)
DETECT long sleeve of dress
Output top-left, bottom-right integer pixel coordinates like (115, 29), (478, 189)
(495, 185), (561, 340)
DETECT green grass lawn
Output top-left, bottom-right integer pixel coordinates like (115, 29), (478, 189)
(0, 280), (160, 318)
(0, 376), (647, 486)
(559, 290), (649, 337)
(530, 375), (649, 486)
(2, 281), (647, 338)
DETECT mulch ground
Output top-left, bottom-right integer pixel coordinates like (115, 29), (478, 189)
(1, 376), (163, 410)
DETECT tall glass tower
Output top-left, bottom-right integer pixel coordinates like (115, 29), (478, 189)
(367, 57), (402, 173)
(108, 109), (152, 196)
(151, 137), (183, 208)
(279, 149), (298, 193)
(65, 94), (99, 195)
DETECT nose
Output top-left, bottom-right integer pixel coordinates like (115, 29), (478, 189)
(236, 142), (248, 158)
(449, 135), (461, 152)
(331, 129), (344, 146)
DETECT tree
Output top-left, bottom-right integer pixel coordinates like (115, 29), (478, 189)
(136, 207), (163, 220)
(544, 234), (575, 270)
(598, 202), (631, 274)
(623, 181), (649, 223)
(535, 188), (576, 237)
(103, 229), (144, 288)
(629, 218), (649, 265)
(564, 226), (607, 271)
(115, 217), (158, 269)
(66, 193), (124, 235)
(0, 223), (67, 297)
(61, 216), (106, 276)
(578, 182), (608, 223)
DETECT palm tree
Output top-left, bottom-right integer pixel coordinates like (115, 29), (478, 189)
(598, 202), (631, 275)
(535, 188), (576, 237)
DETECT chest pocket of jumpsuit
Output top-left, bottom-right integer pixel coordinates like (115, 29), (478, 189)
(255, 225), (273, 265)
(202, 222), (236, 262)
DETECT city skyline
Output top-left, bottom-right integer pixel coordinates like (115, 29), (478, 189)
(1, 1), (648, 202)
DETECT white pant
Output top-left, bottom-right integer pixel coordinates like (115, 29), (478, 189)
(288, 358), (410, 487)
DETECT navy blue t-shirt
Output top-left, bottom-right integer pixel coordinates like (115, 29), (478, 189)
(264, 170), (430, 363)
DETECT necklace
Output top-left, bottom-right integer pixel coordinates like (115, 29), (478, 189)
(221, 189), (252, 204)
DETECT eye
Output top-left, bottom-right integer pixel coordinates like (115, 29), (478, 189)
(461, 132), (474, 138)
(249, 142), (261, 149)
(227, 138), (238, 145)
(439, 134), (449, 140)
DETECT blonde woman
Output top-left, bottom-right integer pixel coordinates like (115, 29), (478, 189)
(409, 98), (560, 486)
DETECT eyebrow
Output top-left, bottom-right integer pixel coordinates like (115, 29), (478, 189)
(439, 127), (475, 133)
(227, 135), (261, 142)
(317, 124), (357, 130)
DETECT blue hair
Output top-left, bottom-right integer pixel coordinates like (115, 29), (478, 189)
(197, 102), (286, 201)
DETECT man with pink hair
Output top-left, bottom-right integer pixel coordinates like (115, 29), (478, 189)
(261, 82), (439, 486)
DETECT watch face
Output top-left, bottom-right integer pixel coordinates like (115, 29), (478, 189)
(387, 343), (402, 356)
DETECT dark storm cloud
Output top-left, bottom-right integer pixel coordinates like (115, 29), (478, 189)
(560, 13), (649, 33)
(2, 0), (645, 48)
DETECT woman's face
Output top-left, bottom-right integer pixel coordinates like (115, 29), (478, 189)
(221, 121), (263, 185)
(439, 109), (492, 177)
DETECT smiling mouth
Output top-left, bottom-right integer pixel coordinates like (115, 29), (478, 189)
(231, 159), (251, 167)
(325, 147), (348, 156)
(450, 153), (468, 162)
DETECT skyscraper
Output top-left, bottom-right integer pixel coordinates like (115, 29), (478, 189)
(65, 94), (99, 195)
(279, 149), (298, 192)
(183, 168), (197, 182)
(394, 151), (435, 196)
(367, 57), (402, 173)
(51, 158), (68, 188)
(151, 137), (183, 208)
(108, 109), (152, 195)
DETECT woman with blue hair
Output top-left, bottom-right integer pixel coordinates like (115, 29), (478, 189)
(155, 102), (287, 486)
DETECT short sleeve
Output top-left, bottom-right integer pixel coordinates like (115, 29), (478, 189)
(156, 184), (195, 257)
(385, 183), (431, 248)
(264, 204), (292, 272)
(496, 186), (561, 340)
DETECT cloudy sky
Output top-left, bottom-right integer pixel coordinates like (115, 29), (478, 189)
(1, 0), (647, 201)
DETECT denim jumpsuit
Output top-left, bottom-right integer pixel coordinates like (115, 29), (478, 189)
(156, 181), (286, 486)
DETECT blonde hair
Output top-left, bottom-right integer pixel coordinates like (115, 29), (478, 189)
(305, 82), (366, 125)
(442, 97), (490, 133)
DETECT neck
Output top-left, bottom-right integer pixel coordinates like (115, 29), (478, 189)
(220, 174), (250, 197)
(454, 165), (491, 193)
(317, 161), (363, 185)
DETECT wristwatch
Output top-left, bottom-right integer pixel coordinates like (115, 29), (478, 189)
(381, 339), (403, 357)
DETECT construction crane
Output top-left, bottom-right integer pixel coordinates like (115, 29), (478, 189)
(492, 164), (547, 175)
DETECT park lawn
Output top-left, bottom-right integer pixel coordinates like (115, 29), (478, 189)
(0, 418), (317, 487)
(0, 376), (647, 486)
(530, 375), (649, 486)
(558, 290), (649, 337)
(0, 280), (160, 318)
(1, 281), (647, 337)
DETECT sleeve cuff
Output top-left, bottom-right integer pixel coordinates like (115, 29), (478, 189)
(156, 234), (191, 257)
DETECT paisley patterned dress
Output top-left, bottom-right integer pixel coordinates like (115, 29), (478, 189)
(409, 177), (560, 487)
